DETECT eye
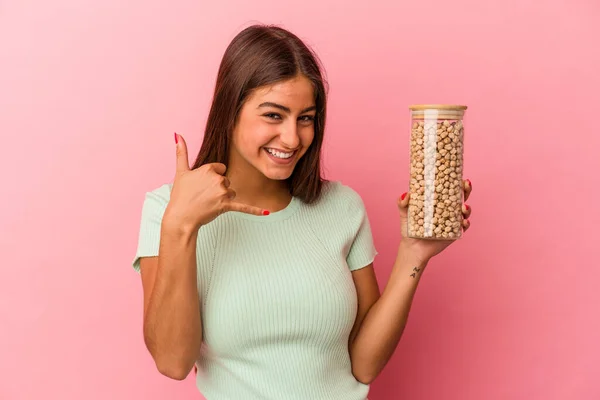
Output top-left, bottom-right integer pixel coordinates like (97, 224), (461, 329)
(299, 115), (315, 123)
(263, 113), (282, 120)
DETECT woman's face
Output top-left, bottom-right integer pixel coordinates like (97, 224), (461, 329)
(230, 74), (316, 181)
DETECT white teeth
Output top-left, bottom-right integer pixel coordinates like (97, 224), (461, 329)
(266, 148), (294, 159)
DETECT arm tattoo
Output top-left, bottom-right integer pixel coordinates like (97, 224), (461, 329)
(410, 267), (421, 278)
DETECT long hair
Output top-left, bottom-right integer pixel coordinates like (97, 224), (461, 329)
(191, 24), (328, 204)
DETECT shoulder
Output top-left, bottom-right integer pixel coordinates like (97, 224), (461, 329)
(139, 183), (173, 216)
(303, 180), (368, 222)
(143, 183), (173, 204)
(317, 180), (367, 210)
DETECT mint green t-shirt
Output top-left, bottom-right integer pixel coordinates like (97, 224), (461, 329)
(132, 180), (378, 400)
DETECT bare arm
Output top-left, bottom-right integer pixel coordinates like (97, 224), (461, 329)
(349, 246), (427, 384)
(349, 182), (473, 383)
(348, 264), (380, 350)
(140, 218), (201, 380)
(137, 133), (267, 380)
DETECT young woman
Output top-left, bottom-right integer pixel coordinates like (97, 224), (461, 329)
(132, 24), (473, 400)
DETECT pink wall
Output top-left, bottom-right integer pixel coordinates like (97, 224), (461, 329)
(1, 0), (598, 399)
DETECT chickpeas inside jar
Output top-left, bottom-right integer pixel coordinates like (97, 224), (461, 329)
(407, 105), (467, 240)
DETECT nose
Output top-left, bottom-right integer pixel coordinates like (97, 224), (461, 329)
(279, 121), (301, 150)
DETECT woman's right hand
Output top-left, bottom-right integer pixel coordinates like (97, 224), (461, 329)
(163, 133), (268, 231)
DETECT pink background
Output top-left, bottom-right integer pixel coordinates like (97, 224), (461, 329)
(1, 0), (598, 399)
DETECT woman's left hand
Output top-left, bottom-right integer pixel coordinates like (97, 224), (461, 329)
(397, 179), (473, 264)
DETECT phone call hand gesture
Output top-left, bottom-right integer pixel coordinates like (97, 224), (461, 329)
(164, 133), (268, 231)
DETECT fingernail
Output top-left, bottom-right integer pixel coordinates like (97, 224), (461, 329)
(466, 204), (470, 211)
(174, 132), (178, 144)
(262, 210), (270, 216)
(401, 192), (407, 200)
(467, 179), (472, 188)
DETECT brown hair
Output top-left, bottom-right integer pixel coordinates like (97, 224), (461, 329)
(191, 24), (328, 204)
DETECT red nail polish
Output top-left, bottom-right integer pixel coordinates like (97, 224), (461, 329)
(467, 179), (472, 188)
(174, 132), (178, 144)
(262, 210), (270, 216)
(466, 204), (470, 211)
(401, 192), (407, 200)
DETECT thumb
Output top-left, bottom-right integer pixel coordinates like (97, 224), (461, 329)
(175, 133), (190, 172)
(397, 191), (410, 215)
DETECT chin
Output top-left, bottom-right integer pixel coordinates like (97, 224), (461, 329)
(258, 147), (303, 181)
(258, 164), (295, 181)
(264, 171), (294, 181)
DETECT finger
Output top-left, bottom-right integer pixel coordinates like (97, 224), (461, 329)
(227, 188), (236, 200)
(397, 192), (410, 210)
(462, 203), (472, 219)
(207, 163), (227, 176)
(175, 133), (191, 173)
(462, 218), (471, 232)
(463, 179), (472, 201)
(224, 201), (269, 216)
(222, 177), (231, 189)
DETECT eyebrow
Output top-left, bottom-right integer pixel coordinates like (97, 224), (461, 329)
(257, 102), (316, 114)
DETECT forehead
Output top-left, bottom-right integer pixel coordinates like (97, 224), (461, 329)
(250, 75), (315, 105)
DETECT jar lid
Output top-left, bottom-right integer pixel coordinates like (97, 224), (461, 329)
(409, 105), (467, 120)
(409, 104), (467, 111)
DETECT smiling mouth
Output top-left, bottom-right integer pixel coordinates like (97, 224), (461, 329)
(264, 147), (296, 159)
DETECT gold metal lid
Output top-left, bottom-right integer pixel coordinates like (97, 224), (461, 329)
(409, 104), (468, 111)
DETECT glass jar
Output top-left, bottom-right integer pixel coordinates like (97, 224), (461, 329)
(407, 105), (467, 240)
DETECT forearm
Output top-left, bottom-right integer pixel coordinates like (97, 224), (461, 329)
(144, 220), (202, 380)
(350, 244), (428, 383)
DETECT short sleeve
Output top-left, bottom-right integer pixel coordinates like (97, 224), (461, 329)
(345, 192), (378, 272)
(131, 184), (172, 272)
